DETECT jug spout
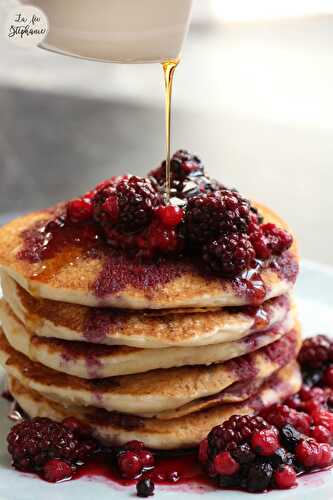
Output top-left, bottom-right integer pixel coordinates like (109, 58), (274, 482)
(19, 0), (193, 63)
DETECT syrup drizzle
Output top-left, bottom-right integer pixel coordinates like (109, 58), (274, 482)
(162, 59), (179, 201)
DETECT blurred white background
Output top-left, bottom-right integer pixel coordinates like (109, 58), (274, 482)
(0, 0), (332, 265)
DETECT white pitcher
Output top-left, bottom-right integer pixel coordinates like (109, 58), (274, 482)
(19, 0), (194, 63)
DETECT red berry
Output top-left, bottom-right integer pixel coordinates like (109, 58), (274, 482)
(213, 451), (240, 476)
(295, 439), (322, 468)
(324, 367), (333, 388)
(102, 194), (119, 222)
(67, 197), (93, 223)
(261, 404), (312, 434)
(312, 410), (333, 433)
(251, 428), (280, 457)
(198, 438), (209, 464)
(42, 459), (73, 483)
(299, 385), (312, 401)
(118, 451), (142, 479)
(312, 425), (332, 444)
(157, 205), (184, 227)
(318, 443), (333, 467)
(274, 465), (297, 489)
(298, 335), (331, 369)
(303, 399), (322, 415)
(138, 451), (155, 469)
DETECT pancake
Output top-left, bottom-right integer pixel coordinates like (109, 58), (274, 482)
(0, 325), (300, 415)
(0, 300), (294, 378)
(8, 361), (302, 449)
(1, 273), (291, 349)
(0, 203), (299, 309)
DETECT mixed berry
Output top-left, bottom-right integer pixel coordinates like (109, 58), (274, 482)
(197, 333), (333, 492)
(4, 334), (333, 493)
(60, 150), (294, 277)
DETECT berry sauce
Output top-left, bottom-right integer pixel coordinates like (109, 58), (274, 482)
(75, 449), (212, 491)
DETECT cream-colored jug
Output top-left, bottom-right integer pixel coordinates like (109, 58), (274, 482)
(19, 0), (193, 63)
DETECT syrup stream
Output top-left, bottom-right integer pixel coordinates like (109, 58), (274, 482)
(162, 59), (179, 201)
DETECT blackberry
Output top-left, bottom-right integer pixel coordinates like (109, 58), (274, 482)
(7, 418), (90, 472)
(268, 448), (288, 468)
(136, 478), (155, 497)
(230, 443), (255, 465)
(93, 176), (160, 234)
(218, 474), (241, 489)
(246, 462), (273, 492)
(150, 150), (204, 184)
(279, 425), (302, 451)
(298, 335), (332, 370)
(186, 190), (251, 244)
(149, 150), (222, 199)
(207, 415), (269, 457)
(202, 233), (256, 278)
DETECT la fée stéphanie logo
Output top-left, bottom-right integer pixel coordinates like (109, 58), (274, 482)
(5, 5), (49, 47)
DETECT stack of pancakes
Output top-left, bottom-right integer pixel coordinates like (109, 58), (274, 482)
(0, 203), (301, 449)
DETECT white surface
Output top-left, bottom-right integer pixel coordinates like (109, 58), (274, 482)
(0, 259), (332, 499)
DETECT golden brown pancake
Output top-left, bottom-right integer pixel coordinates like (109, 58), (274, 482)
(8, 361), (302, 449)
(0, 324), (300, 415)
(0, 300), (294, 378)
(0, 203), (299, 309)
(1, 272), (292, 348)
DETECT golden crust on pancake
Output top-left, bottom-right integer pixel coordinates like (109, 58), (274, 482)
(0, 203), (299, 309)
(8, 362), (302, 449)
(0, 300), (294, 379)
(1, 272), (291, 348)
(0, 323), (300, 415)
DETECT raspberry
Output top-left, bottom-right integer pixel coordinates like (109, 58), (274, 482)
(147, 221), (181, 254)
(118, 451), (142, 479)
(295, 439), (322, 468)
(274, 465), (297, 489)
(93, 176), (159, 234)
(186, 190), (251, 244)
(207, 415), (269, 457)
(298, 335), (331, 369)
(202, 233), (256, 278)
(260, 404), (312, 434)
(246, 462), (273, 493)
(213, 451), (240, 476)
(198, 438), (209, 464)
(136, 478), (155, 497)
(67, 197), (93, 223)
(251, 428), (280, 457)
(318, 443), (333, 467)
(250, 223), (293, 259)
(324, 367), (333, 387)
(311, 425), (332, 444)
(7, 418), (89, 472)
(312, 410), (333, 433)
(156, 205), (184, 227)
(42, 459), (73, 483)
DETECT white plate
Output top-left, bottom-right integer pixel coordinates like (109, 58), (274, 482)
(0, 259), (332, 500)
